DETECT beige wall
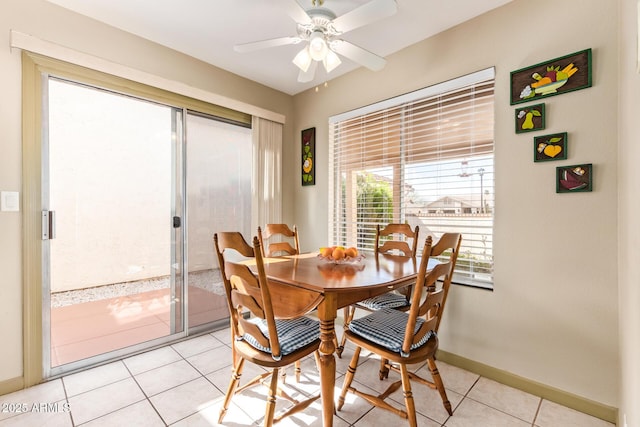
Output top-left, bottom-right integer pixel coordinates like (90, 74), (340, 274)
(292, 0), (619, 410)
(0, 0), (294, 383)
(618, 0), (640, 425)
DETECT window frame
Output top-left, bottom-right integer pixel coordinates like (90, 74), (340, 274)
(329, 68), (495, 290)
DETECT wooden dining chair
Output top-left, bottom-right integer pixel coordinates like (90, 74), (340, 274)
(337, 235), (458, 426)
(214, 232), (321, 427)
(377, 232), (462, 406)
(337, 224), (419, 356)
(257, 223), (300, 257)
(258, 223), (344, 361)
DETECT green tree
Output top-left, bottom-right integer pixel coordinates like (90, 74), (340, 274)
(356, 173), (393, 248)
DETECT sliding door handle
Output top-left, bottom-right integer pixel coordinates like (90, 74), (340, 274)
(42, 210), (56, 240)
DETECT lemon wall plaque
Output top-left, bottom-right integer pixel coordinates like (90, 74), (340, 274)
(534, 132), (568, 162)
(301, 127), (315, 186)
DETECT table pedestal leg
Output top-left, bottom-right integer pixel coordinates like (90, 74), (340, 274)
(317, 300), (337, 427)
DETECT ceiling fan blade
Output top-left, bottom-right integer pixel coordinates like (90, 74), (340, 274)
(234, 36), (300, 53)
(298, 61), (318, 83)
(331, 40), (386, 71)
(331, 0), (397, 34)
(281, 0), (312, 25)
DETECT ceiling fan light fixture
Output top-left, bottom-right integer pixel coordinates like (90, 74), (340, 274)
(308, 30), (328, 61)
(323, 49), (341, 73)
(293, 46), (312, 72)
(234, 0), (398, 84)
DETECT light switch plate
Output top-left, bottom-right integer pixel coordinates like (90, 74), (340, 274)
(1, 191), (20, 212)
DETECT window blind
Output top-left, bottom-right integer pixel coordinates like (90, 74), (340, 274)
(329, 68), (495, 288)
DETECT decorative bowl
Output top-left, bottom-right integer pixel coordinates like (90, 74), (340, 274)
(317, 253), (365, 264)
(534, 79), (568, 95)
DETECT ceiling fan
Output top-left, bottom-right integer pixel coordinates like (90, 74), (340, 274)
(234, 0), (398, 83)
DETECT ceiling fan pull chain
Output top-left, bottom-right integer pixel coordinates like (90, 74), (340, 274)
(312, 0), (325, 6)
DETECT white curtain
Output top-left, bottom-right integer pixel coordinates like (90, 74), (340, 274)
(251, 116), (283, 237)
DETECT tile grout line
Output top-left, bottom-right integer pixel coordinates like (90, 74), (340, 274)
(531, 397), (543, 427)
(143, 332), (236, 426)
(441, 373), (482, 425)
(68, 371), (148, 426)
(59, 377), (76, 427)
(122, 359), (169, 426)
(63, 339), (224, 427)
(462, 392), (541, 426)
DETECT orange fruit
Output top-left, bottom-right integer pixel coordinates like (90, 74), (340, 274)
(332, 247), (345, 261)
(345, 247), (358, 258)
(320, 247), (333, 258)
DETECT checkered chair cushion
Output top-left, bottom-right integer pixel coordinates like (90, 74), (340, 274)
(358, 293), (410, 310)
(348, 307), (434, 357)
(242, 316), (320, 360)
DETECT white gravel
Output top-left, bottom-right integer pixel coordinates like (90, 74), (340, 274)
(51, 269), (224, 307)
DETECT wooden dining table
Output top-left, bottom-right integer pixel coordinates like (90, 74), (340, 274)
(251, 251), (426, 427)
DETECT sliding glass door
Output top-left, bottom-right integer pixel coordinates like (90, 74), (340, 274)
(20, 50), (263, 384)
(42, 74), (252, 377)
(44, 78), (185, 376)
(185, 113), (252, 331)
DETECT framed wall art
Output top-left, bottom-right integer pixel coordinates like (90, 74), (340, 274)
(556, 164), (592, 193)
(301, 127), (315, 186)
(534, 132), (567, 162)
(515, 103), (545, 133)
(510, 48), (592, 105)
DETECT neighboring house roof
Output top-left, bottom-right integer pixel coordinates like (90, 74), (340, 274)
(425, 196), (474, 208)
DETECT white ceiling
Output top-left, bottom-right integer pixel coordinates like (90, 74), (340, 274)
(46, 0), (513, 95)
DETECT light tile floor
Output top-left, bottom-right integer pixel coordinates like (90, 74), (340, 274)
(0, 327), (615, 427)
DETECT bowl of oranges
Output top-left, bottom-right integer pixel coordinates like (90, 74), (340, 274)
(318, 246), (364, 264)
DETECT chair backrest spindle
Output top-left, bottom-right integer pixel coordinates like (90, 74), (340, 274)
(258, 224), (300, 257)
(375, 223), (420, 257)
